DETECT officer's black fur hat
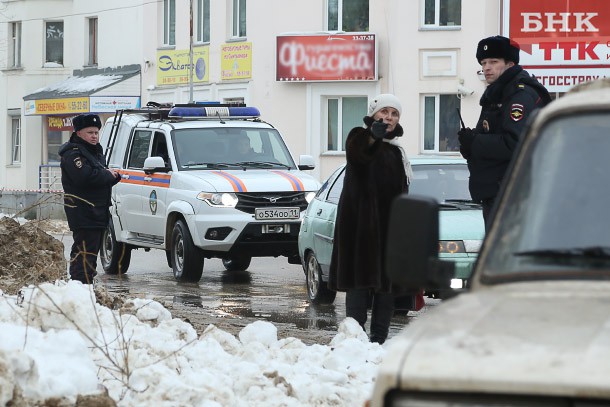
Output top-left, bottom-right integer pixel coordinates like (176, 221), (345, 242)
(72, 114), (102, 132)
(476, 35), (520, 65)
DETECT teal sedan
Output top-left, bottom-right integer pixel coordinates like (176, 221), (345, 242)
(298, 155), (485, 303)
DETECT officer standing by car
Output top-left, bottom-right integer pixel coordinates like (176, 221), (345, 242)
(59, 113), (121, 284)
(458, 35), (551, 229)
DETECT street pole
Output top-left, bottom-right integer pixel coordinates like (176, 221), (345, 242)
(189, 0), (194, 103)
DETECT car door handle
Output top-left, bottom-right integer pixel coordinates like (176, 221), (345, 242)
(316, 209), (322, 215)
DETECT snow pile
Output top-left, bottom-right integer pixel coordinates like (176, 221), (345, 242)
(0, 281), (386, 406)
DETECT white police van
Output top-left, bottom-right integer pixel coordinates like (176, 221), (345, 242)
(99, 103), (320, 282)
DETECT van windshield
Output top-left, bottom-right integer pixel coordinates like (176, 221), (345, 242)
(171, 127), (297, 170)
(480, 112), (610, 279)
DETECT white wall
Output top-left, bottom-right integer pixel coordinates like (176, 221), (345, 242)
(1, 0), (504, 189)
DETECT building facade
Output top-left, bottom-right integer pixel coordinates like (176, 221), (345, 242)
(6, 0), (589, 195)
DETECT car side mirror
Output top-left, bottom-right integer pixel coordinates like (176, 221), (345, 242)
(386, 194), (454, 291)
(298, 155), (315, 170)
(143, 156), (170, 174)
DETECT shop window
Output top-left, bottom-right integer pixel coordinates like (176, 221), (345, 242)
(232, 0), (246, 38)
(196, 0), (210, 43)
(422, 0), (461, 28)
(88, 18), (98, 66)
(45, 21), (64, 65)
(422, 94), (461, 152)
(47, 131), (66, 163)
(326, 96), (367, 152)
(328, 0), (369, 32)
(163, 0), (176, 46)
(9, 22), (22, 68)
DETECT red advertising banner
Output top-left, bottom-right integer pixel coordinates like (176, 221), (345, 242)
(504, 0), (610, 92)
(276, 33), (377, 82)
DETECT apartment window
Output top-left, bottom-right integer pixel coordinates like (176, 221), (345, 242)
(9, 22), (22, 68)
(327, 96), (367, 152)
(163, 0), (176, 46)
(423, 95), (461, 152)
(87, 18), (98, 65)
(422, 0), (461, 27)
(11, 117), (21, 164)
(45, 21), (64, 65)
(196, 0), (210, 43)
(328, 0), (369, 32)
(232, 0), (246, 38)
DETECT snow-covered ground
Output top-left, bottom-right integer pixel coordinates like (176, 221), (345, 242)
(0, 280), (388, 406)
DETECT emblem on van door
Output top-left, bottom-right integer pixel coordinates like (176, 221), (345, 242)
(149, 190), (158, 215)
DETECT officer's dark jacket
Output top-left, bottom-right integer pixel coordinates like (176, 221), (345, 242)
(465, 65), (551, 202)
(59, 134), (120, 230)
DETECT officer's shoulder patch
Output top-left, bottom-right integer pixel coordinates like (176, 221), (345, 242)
(517, 83), (525, 90)
(73, 157), (83, 169)
(510, 103), (525, 122)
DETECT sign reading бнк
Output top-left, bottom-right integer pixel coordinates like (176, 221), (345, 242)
(503, 0), (610, 92)
(276, 33), (377, 82)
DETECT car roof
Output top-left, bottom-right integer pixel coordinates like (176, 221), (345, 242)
(333, 154), (465, 171)
(168, 120), (273, 130)
(409, 154), (466, 165)
(526, 77), (610, 141)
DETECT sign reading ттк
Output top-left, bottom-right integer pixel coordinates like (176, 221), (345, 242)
(504, 0), (610, 92)
(276, 33), (377, 82)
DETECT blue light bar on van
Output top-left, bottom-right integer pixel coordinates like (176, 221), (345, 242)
(168, 106), (260, 118)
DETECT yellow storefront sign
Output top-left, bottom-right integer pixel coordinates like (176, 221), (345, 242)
(34, 97), (89, 115)
(157, 48), (209, 86)
(221, 42), (252, 80)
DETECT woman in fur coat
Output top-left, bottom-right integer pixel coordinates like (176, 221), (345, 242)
(329, 94), (411, 344)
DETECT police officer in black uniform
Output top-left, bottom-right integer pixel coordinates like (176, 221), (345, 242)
(59, 114), (121, 284)
(458, 35), (551, 229)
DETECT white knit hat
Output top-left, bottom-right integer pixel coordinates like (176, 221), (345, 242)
(367, 94), (402, 117)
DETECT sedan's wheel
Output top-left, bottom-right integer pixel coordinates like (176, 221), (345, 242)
(222, 256), (252, 271)
(305, 252), (336, 304)
(100, 221), (131, 275)
(171, 220), (204, 282)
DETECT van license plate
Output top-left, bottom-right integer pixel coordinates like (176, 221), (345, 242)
(255, 207), (300, 220)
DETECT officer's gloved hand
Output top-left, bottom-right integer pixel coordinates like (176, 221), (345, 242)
(458, 127), (476, 152)
(371, 119), (389, 140)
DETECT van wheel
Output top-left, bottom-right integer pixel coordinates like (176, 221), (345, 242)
(171, 220), (204, 282)
(100, 221), (131, 275)
(305, 252), (336, 304)
(165, 250), (172, 268)
(222, 256), (252, 271)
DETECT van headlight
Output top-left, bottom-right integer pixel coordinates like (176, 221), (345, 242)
(197, 192), (238, 207)
(305, 192), (316, 203)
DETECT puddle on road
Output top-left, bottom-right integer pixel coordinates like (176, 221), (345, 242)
(97, 267), (422, 339)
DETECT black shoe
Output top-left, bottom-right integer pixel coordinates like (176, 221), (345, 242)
(370, 336), (386, 345)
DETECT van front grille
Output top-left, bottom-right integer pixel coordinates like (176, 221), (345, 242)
(235, 192), (308, 214)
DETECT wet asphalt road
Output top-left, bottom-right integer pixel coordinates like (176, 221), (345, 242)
(55, 234), (435, 344)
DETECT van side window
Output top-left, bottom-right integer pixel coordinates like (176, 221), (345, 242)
(128, 130), (152, 169)
(151, 132), (169, 166)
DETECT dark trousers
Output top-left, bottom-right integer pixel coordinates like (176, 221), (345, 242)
(482, 197), (496, 231)
(69, 229), (103, 284)
(346, 289), (395, 344)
